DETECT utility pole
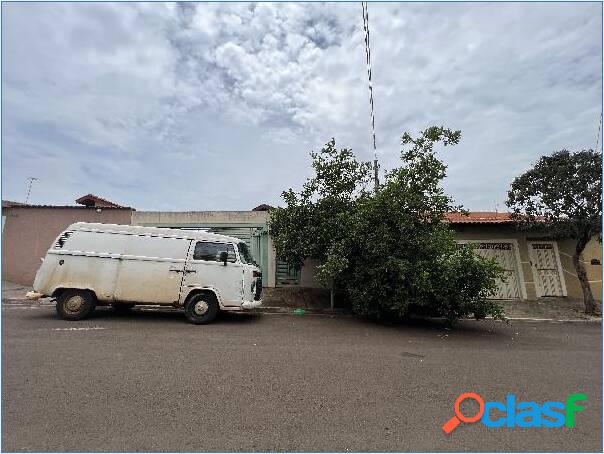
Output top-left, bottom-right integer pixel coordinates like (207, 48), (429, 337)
(25, 177), (38, 204)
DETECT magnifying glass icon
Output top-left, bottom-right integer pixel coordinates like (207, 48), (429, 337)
(442, 392), (485, 434)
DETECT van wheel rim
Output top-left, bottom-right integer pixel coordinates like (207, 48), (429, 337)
(65, 296), (84, 313)
(194, 300), (209, 315)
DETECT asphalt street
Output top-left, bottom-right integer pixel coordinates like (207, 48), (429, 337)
(2, 299), (602, 452)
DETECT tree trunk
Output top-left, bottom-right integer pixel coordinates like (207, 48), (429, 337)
(330, 280), (335, 312)
(573, 232), (598, 315)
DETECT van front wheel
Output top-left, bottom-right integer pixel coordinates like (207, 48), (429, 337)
(56, 290), (96, 321)
(184, 293), (218, 325)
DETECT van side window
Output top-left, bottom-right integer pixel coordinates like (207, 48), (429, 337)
(54, 231), (72, 249)
(193, 242), (236, 262)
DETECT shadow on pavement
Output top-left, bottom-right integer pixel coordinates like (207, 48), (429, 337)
(354, 313), (514, 338)
(26, 304), (263, 325)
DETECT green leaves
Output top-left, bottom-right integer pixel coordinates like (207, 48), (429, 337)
(270, 138), (371, 272)
(506, 148), (602, 315)
(506, 149), (602, 237)
(316, 245), (349, 286)
(270, 127), (505, 322)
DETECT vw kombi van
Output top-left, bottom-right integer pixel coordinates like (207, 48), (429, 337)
(27, 223), (263, 324)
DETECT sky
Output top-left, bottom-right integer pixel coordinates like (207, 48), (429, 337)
(1, 2), (602, 211)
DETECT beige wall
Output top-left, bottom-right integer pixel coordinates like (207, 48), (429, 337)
(2, 207), (133, 285)
(292, 223), (602, 301)
(300, 258), (324, 288)
(557, 237), (602, 302)
(445, 224), (602, 302)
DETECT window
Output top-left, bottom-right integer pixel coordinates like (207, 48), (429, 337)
(193, 242), (236, 262)
(237, 242), (255, 264)
(54, 231), (72, 249)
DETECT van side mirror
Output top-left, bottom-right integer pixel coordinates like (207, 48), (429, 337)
(219, 251), (228, 266)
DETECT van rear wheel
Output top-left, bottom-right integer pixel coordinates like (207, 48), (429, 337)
(184, 293), (218, 325)
(56, 290), (96, 321)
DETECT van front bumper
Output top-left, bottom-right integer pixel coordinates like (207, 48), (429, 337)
(241, 299), (263, 310)
(26, 291), (44, 300)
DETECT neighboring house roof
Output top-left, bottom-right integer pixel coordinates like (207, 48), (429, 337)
(2, 194), (133, 210)
(252, 204), (274, 211)
(2, 200), (28, 208)
(445, 212), (515, 224)
(75, 194), (127, 208)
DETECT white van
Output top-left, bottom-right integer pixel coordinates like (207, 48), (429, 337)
(27, 222), (263, 324)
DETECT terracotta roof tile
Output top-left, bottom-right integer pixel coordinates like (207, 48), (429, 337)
(445, 212), (515, 224)
(75, 194), (129, 208)
(252, 204), (274, 211)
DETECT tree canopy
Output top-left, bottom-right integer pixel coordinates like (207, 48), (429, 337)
(507, 149), (602, 315)
(270, 127), (505, 323)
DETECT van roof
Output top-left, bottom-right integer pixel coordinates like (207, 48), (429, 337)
(68, 222), (243, 243)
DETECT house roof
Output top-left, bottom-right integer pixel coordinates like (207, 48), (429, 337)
(445, 211), (515, 224)
(2, 200), (28, 208)
(2, 194), (133, 210)
(75, 194), (127, 208)
(252, 204), (274, 211)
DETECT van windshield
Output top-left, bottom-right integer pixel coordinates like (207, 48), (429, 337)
(237, 242), (254, 264)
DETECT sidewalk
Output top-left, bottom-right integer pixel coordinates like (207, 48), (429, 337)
(2, 281), (600, 321)
(500, 297), (601, 321)
(1, 281), (34, 301)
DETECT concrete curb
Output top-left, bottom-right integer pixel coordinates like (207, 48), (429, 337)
(257, 307), (602, 323)
(503, 316), (602, 323)
(3, 299), (600, 323)
(257, 306), (350, 316)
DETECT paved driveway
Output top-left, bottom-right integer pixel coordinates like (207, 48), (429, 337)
(2, 300), (602, 452)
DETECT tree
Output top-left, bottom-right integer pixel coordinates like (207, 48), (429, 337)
(270, 127), (506, 323)
(506, 150), (602, 315)
(269, 139), (372, 307)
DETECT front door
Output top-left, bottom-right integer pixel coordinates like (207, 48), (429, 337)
(528, 241), (566, 297)
(182, 241), (243, 306)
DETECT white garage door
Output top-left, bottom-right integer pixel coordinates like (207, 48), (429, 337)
(472, 242), (521, 299)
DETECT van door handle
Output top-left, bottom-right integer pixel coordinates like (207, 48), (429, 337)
(184, 269), (197, 274)
(169, 268), (184, 273)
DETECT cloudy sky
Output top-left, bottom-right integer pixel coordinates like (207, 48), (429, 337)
(1, 2), (601, 211)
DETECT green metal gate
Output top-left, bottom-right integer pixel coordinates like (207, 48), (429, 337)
(275, 259), (300, 286)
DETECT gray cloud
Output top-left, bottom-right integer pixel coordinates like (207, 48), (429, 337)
(2, 2), (601, 211)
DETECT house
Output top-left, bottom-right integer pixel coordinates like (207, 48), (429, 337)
(134, 209), (601, 302)
(445, 212), (602, 301)
(3, 198), (600, 302)
(2, 195), (135, 285)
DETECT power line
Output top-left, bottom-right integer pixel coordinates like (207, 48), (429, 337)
(25, 177), (38, 204)
(361, 1), (379, 190)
